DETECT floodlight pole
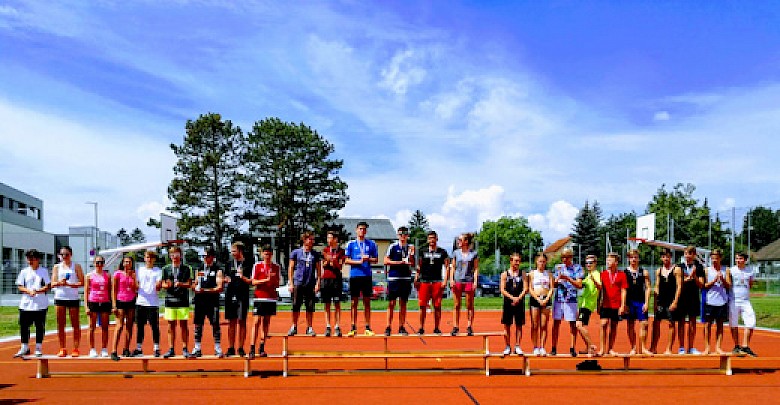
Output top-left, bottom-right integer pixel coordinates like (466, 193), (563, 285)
(86, 202), (98, 254)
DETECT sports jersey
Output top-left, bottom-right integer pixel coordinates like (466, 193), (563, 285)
(730, 265), (753, 302)
(290, 248), (320, 287)
(656, 266), (677, 306)
(193, 262), (221, 306)
(600, 269), (627, 309)
(16, 266), (50, 311)
(321, 246), (345, 279)
(624, 267), (647, 302)
(52, 263), (79, 301)
(553, 263), (583, 303)
(678, 261), (704, 300)
(452, 249), (478, 283)
(135, 266), (162, 307)
(578, 271), (601, 311)
(418, 247), (449, 282)
(386, 242), (414, 279)
(162, 264), (193, 308)
(705, 266), (729, 307)
(252, 261), (280, 301)
(345, 238), (378, 278)
(530, 269), (551, 291)
(503, 269), (525, 300)
(225, 258), (253, 298)
(87, 271), (110, 303)
(113, 270), (137, 302)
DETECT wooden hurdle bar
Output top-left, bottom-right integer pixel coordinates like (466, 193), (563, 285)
(516, 352), (735, 376)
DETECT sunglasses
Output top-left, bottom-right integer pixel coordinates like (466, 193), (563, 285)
(95, 261), (105, 265)
(585, 261), (595, 265)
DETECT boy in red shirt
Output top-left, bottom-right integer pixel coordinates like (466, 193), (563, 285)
(249, 245), (280, 358)
(598, 252), (627, 356)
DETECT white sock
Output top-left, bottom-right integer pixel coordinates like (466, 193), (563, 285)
(136, 343), (143, 350)
(154, 344), (160, 350)
(21, 343), (29, 351)
(194, 343), (201, 351)
(35, 343), (42, 351)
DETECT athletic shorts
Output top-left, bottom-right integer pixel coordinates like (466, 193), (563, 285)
(319, 278), (341, 303)
(55, 299), (80, 308)
(388, 279), (412, 301)
(502, 301), (525, 326)
(729, 300), (756, 328)
(350, 276), (373, 299)
(164, 306), (190, 321)
(654, 304), (680, 322)
(704, 304), (728, 323)
(253, 300), (277, 316)
(623, 300), (648, 321)
(577, 308), (592, 325)
(418, 281), (444, 308)
(292, 285), (316, 313)
(677, 293), (700, 320)
(529, 295), (550, 309)
(116, 300), (136, 311)
(452, 281), (475, 297)
(599, 308), (621, 322)
(88, 302), (111, 313)
(193, 302), (219, 325)
(224, 294), (249, 320)
(553, 301), (578, 321)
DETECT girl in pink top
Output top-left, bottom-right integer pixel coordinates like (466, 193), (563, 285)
(85, 256), (112, 357)
(111, 256), (138, 360)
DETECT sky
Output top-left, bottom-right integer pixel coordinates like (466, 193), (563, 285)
(2, 1), (780, 249)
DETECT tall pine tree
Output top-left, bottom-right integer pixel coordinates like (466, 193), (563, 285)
(571, 200), (602, 260)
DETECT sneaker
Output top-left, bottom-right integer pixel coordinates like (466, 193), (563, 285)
(258, 350), (267, 358)
(237, 348), (246, 357)
(131, 349), (143, 357)
(539, 348), (547, 356)
(122, 348), (131, 357)
(466, 326), (474, 336)
(89, 349), (98, 358)
(550, 347), (557, 356)
(111, 352), (120, 361)
(335, 326), (343, 337)
(688, 348), (701, 355)
(399, 326), (409, 336)
(13, 348), (30, 358)
(364, 327), (375, 337)
(100, 349), (109, 358)
(225, 347), (235, 357)
(732, 346), (743, 355)
(248, 349), (255, 359)
(570, 348), (578, 357)
(515, 346), (523, 356)
(678, 347), (686, 355)
(503, 346), (511, 356)
(288, 325), (297, 336)
(71, 349), (80, 358)
(451, 327), (459, 336)
(433, 328), (442, 336)
(347, 328), (357, 337)
(153, 349), (161, 358)
(384, 326), (392, 337)
(34, 348), (42, 357)
(306, 327), (316, 337)
(163, 348), (175, 358)
(324, 326), (332, 337)
(532, 348), (540, 356)
(742, 346), (758, 357)
(215, 347), (224, 358)
(417, 328), (425, 336)
(191, 349), (203, 358)
(57, 349), (67, 357)
(182, 348), (191, 358)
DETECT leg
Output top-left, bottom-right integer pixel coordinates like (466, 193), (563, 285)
(598, 318), (608, 356)
(238, 317), (247, 349)
(228, 319), (237, 348)
(180, 320), (189, 350)
(677, 317), (686, 351)
(743, 328), (754, 348)
(324, 302), (332, 327)
(124, 308), (135, 351)
(650, 319), (661, 353)
(419, 306), (427, 330)
(551, 318), (561, 352)
(452, 287), (462, 330)
(150, 307), (161, 346)
(540, 309), (550, 350)
(568, 321), (577, 352)
(136, 307), (146, 348)
(688, 318), (697, 351)
(69, 306), (81, 349)
(640, 320), (651, 354)
(715, 319), (725, 354)
(168, 320), (176, 350)
(665, 321), (676, 354)
(112, 309), (125, 352)
(702, 321), (712, 354)
(466, 291), (475, 328)
(251, 315), (260, 347)
(100, 312), (110, 350)
(399, 299), (407, 328)
(334, 301), (341, 327)
(34, 311), (46, 346)
(88, 312), (97, 349)
(350, 297), (359, 329)
(386, 299), (395, 329)
(56, 306), (67, 349)
(608, 321), (619, 355)
(530, 308), (539, 349)
(362, 296), (372, 328)
(627, 319), (637, 354)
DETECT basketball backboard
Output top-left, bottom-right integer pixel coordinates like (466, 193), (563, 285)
(160, 213), (179, 243)
(636, 213), (656, 241)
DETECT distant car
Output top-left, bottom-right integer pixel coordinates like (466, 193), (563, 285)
(276, 285), (292, 303)
(341, 280), (350, 301)
(476, 274), (500, 297)
(371, 281), (388, 300)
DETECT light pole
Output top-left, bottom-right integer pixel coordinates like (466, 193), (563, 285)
(85, 201), (98, 255)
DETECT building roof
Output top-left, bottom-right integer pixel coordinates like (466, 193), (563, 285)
(754, 238), (780, 261)
(544, 235), (572, 254)
(330, 218), (397, 241)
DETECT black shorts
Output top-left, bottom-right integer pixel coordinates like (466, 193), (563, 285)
(55, 299), (80, 308)
(193, 302), (220, 325)
(704, 304), (728, 323)
(116, 300), (136, 311)
(388, 279), (412, 301)
(529, 296), (550, 309)
(501, 301), (525, 326)
(319, 278), (342, 303)
(224, 294), (249, 320)
(654, 304), (680, 322)
(678, 293), (700, 320)
(577, 308), (592, 325)
(88, 302), (112, 313)
(599, 308), (621, 322)
(253, 300), (277, 316)
(350, 276), (372, 299)
(292, 285), (316, 313)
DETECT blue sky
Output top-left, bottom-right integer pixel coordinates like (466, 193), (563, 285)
(1, 1), (779, 247)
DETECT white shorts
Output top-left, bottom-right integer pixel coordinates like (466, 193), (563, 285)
(553, 301), (578, 322)
(729, 300), (756, 328)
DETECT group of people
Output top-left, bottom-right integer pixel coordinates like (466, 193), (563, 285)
(13, 221), (759, 362)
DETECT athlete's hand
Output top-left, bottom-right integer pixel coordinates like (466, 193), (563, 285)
(642, 303), (648, 313)
(669, 302), (677, 311)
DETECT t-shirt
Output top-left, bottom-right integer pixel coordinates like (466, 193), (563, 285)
(624, 267), (647, 303)
(705, 266), (729, 307)
(321, 247), (345, 279)
(386, 242), (414, 279)
(16, 266), (50, 311)
(452, 249), (478, 283)
(578, 271), (601, 311)
(345, 239), (378, 278)
(253, 262), (280, 300)
(553, 263), (583, 303)
(113, 270), (137, 302)
(193, 263), (221, 306)
(290, 248), (320, 287)
(600, 270), (627, 310)
(135, 266), (162, 307)
(225, 258), (253, 299)
(162, 264), (193, 308)
(730, 265), (753, 302)
(419, 247), (449, 282)
(52, 263), (79, 301)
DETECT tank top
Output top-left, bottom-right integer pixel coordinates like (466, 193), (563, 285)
(530, 269), (551, 292)
(88, 271), (110, 303)
(624, 267), (646, 302)
(503, 269), (524, 304)
(656, 266), (677, 306)
(53, 263), (80, 301)
(452, 249), (478, 283)
(253, 262), (280, 301)
(114, 270), (137, 302)
(705, 266), (729, 306)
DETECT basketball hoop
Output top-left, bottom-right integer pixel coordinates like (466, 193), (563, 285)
(627, 237), (646, 250)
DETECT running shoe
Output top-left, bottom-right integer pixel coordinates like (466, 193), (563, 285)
(384, 326), (392, 337)
(258, 350), (267, 358)
(191, 349), (203, 358)
(678, 347), (686, 355)
(347, 328), (357, 337)
(131, 349), (143, 357)
(57, 349), (67, 357)
(122, 348), (132, 357)
(364, 327), (375, 337)
(742, 346), (758, 357)
(288, 325), (298, 336)
(688, 348), (701, 355)
(89, 348), (98, 358)
(570, 348), (578, 357)
(532, 348), (540, 356)
(34, 348), (43, 357)
(13, 348), (30, 358)
(515, 346), (524, 356)
(539, 348), (548, 356)
(306, 327), (316, 337)
(100, 349), (109, 358)
(71, 349), (80, 358)
(225, 347), (235, 357)
(215, 347), (223, 358)
(417, 328), (425, 336)
(502, 346), (511, 356)
(163, 348), (175, 358)
(153, 349), (161, 358)
(324, 326), (332, 337)
(433, 328), (442, 336)
(111, 352), (120, 361)
(732, 346), (743, 355)
(248, 349), (255, 359)
(550, 347), (557, 356)
(182, 348), (191, 358)
(451, 327), (459, 336)
(335, 326), (343, 337)
(398, 326), (409, 336)
(237, 347), (246, 357)
(466, 326), (474, 336)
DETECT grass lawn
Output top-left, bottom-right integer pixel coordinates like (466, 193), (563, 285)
(1, 295), (778, 338)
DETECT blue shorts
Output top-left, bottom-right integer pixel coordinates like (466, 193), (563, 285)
(623, 300), (648, 321)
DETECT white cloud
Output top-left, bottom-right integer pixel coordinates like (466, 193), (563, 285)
(527, 200), (579, 243)
(653, 111), (670, 121)
(719, 197), (736, 211)
(379, 49), (427, 96)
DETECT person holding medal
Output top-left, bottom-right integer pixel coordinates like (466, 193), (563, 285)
(450, 233), (479, 336)
(14, 249), (50, 358)
(85, 255), (112, 358)
(415, 230), (450, 335)
(650, 248), (682, 354)
(250, 245), (280, 357)
(110, 256), (138, 361)
(287, 232), (322, 336)
(345, 221), (379, 336)
(133, 250), (163, 357)
(192, 247), (224, 358)
(500, 253), (527, 355)
(702, 249), (731, 355)
(674, 245), (705, 355)
(623, 249), (652, 355)
(729, 252), (758, 357)
(529, 252), (553, 356)
(50, 245), (84, 357)
(224, 241), (253, 357)
(161, 246), (193, 358)
(598, 252), (627, 356)
(383, 226), (415, 336)
(550, 248), (583, 357)
(321, 230), (346, 337)
(576, 255), (602, 356)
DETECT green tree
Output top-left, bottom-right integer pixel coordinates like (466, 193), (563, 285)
(244, 118), (348, 263)
(168, 113), (245, 260)
(116, 228), (132, 246)
(130, 228), (146, 244)
(571, 200), (602, 260)
(743, 206), (780, 252)
(476, 216), (543, 274)
(600, 211), (637, 259)
(407, 210), (430, 248)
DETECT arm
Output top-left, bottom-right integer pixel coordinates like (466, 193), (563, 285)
(695, 265), (705, 288)
(619, 286), (627, 314)
(84, 276), (91, 314)
(499, 272), (510, 299)
(369, 243), (379, 265)
(287, 259), (295, 291)
(643, 269), (651, 312)
(51, 265), (60, 287)
(73, 264), (85, 287)
(314, 260), (322, 293)
(444, 258), (452, 286)
(472, 257), (480, 290)
(670, 268), (682, 311)
(653, 268), (661, 296)
(111, 273), (119, 312)
(519, 272), (528, 300)
(724, 267), (732, 289)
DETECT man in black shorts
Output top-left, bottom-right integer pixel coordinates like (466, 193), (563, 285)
(287, 232), (321, 336)
(383, 226), (415, 336)
(224, 241), (253, 357)
(321, 231), (345, 337)
(192, 247), (224, 357)
(675, 246), (705, 355)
